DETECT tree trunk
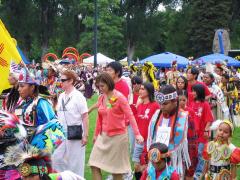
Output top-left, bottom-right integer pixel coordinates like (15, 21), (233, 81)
(127, 39), (135, 65)
(74, 14), (81, 42)
(40, 1), (50, 58)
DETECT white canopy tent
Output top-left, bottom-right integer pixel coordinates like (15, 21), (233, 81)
(119, 57), (127, 62)
(83, 53), (115, 65)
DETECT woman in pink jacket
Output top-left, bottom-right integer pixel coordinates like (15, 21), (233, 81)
(89, 72), (143, 180)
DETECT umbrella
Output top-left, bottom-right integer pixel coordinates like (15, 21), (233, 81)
(140, 52), (188, 68)
(195, 53), (240, 67)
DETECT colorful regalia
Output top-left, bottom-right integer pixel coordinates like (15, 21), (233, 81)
(147, 109), (190, 176)
(4, 144), (84, 180)
(203, 140), (240, 179)
(145, 163), (177, 180)
(207, 83), (229, 120)
(142, 62), (159, 90)
(15, 96), (56, 127)
(219, 81), (238, 124)
(0, 110), (27, 180)
(166, 61), (180, 86)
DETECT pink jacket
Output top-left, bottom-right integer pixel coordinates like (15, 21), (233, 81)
(94, 90), (140, 137)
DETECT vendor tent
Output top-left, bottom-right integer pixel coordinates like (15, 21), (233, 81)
(140, 52), (188, 68)
(195, 53), (240, 67)
(83, 53), (114, 65)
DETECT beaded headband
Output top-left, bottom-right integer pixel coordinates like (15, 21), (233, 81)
(155, 91), (178, 104)
(221, 120), (234, 135)
(19, 163), (48, 177)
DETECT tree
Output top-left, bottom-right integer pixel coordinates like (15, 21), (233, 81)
(187, 0), (232, 57)
(76, 0), (125, 60)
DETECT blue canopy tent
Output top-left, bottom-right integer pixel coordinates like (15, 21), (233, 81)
(17, 46), (30, 64)
(195, 53), (240, 67)
(140, 52), (189, 68)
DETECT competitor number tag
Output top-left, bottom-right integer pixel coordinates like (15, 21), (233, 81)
(156, 127), (171, 146)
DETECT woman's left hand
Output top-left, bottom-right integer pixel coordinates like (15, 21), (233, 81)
(135, 135), (144, 144)
(82, 135), (88, 146)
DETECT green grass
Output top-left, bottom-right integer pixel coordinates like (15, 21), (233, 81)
(85, 94), (240, 179)
(85, 94), (108, 179)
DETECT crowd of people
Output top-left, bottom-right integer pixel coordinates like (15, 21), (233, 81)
(0, 59), (240, 180)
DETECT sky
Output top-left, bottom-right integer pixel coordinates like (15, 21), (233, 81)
(158, 3), (182, 12)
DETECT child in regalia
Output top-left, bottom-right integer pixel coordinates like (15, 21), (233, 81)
(202, 120), (240, 179)
(141, 142), (180, 180)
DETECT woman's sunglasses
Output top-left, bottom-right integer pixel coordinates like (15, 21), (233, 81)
(61, 78), (70, 82)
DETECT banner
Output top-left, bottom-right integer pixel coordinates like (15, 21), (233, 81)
(0, 19), (22, 94)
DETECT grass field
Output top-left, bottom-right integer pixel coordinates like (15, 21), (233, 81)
(85, 94), (240, 179)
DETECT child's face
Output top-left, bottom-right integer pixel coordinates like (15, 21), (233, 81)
(179, 95), (187, 109)
(216, 123), (231, 142)
(152, 160), (166, 170)
(192, 90), (197, 99)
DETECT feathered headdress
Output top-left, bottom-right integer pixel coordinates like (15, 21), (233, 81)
(4, 144), (51, 177)
(0, 110), (27, 144)
(215, 60), (229, 73)
(18, 68), (38, 85)
(130, 64), (138, 72)
(10, 60), (21, 80)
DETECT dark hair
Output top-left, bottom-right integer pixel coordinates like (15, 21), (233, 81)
(97, 72), (115, 91)
(176, 76), (188, 90)
(36, 66), (43, 70)
(222, 73), (230, 80)
(216, 66), (223, 71)
(177, 89), (188, 98)
(131, 76), (142, 85)
(153, 85), (179, 142)
(149, 142), (170, 163)
(24, 158), (51, 180)
(160, 84), (176, 95)
(205, 72), (215, 80)
(106, 61), (123, 78)
(142, 82), (155, 102)
(161, 67), (165, 72)
(6, 85), (20, 111)
(192, 84), (205, 102)
(187, 67), (199, 80)
(38, 85), (50, 96)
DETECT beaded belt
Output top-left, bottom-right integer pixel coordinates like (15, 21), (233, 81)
(210, 165), (230, 173)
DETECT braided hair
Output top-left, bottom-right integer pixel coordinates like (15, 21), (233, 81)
(153, 85), (179, 142)
(6, 85), (20, 111)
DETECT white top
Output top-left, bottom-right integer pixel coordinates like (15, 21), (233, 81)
(56, 88), (88, 131)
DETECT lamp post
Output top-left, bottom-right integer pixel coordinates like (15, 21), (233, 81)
(94, 0), (98, 68)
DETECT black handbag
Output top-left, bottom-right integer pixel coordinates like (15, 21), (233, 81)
(62, 98), (83, 140)
(67, 125), (83, 140)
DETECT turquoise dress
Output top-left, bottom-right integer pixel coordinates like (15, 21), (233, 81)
(20, 96), (56, 126)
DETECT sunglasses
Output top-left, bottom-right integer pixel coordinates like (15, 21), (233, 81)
(132, 82), (141, 85)
(61, 78), (70, 82)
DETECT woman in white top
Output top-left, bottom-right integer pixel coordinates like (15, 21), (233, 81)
(52, 70), (89, 177)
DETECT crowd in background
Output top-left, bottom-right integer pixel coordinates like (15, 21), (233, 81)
(1, 60), (240, 180)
